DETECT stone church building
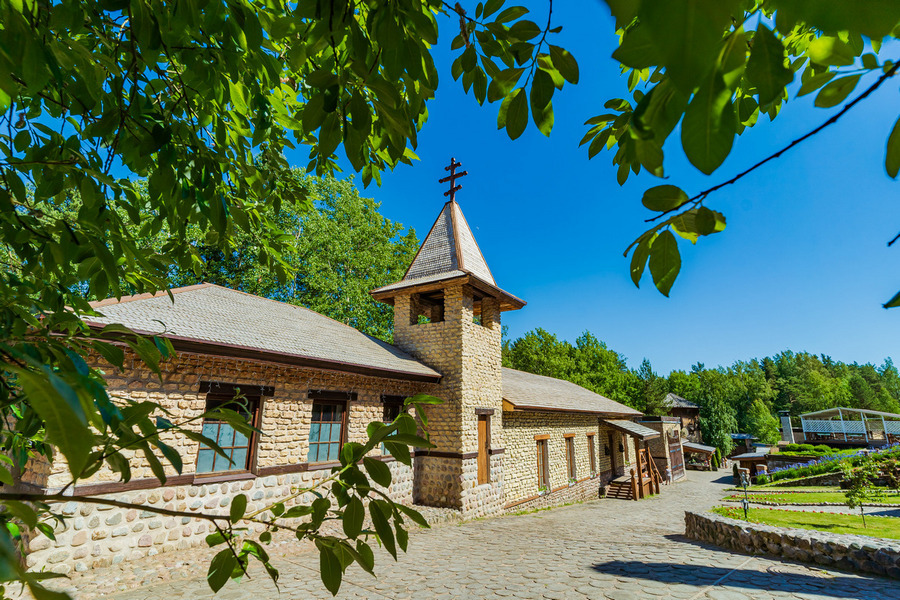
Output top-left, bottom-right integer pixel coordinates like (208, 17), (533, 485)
(23, 199), (656, 574)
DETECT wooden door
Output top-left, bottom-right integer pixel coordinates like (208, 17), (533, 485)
(669, 441), (684, 480)
(608, 432), (620, 476)
(477, 415), (490, 485)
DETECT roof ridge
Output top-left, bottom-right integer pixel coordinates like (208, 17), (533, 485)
(89, 283), (214, 309)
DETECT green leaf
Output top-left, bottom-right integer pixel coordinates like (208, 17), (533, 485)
(207, 548), (237, 593)
(807, 36), (855, 67)
(369, 501), (396, 559)
(772, 0), (900, 40)
(648, 230), (681, 297)
(549, 46), (578, 84)
(884, 289), (900, 309)
(798, 71), (836, 97)
(681, 74), (735, 175)
(318, 543), (343, 596)
(495, 6), (528, 23)
(505, 88), (528, 140)
(630, 235), (654, 287)
(342, 496), (365, 538)
(746, 25), (792, 105)
(611, 23), (660, 70)
(639, 0), (739, 94)
(0, 465), (13, 486)
(814, 75), (860, 108)
(396, 504), (430, 528)
(363, 457), (392, 487)
(886, 115), (900, 178)
(15, 369), (93, 478)
(230, 494), (247, 524)
(483, 0), (504, 18)
(642, 185), (688, 212)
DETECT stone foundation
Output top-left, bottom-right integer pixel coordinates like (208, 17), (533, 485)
(685, 511), (900, 579)
(505, 475), (602, 513)
(26, 461), (414, 575)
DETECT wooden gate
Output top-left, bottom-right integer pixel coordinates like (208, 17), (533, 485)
(669, 441), (684, 480)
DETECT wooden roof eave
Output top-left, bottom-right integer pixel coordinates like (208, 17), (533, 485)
(371, 274), (526, 312)
(502, 401), (642, 420)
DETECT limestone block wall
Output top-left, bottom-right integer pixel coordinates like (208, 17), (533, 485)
(392, 286), (505, 515)
(34, 350), (432, 490)
(27, 461), (415, 575)
(23, 349), (432, 574)
(502, 411), (620, 509)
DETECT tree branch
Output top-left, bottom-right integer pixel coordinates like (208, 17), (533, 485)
(647, 59), (900, 224)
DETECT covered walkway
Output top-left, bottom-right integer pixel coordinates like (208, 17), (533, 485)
(800, 407), (900, 445)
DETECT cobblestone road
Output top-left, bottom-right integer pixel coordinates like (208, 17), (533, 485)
(59, 470), (900, 600)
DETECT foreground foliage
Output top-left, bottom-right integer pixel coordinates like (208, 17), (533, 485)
(0, 0), (578, 595)
(592, 1), (900, 305)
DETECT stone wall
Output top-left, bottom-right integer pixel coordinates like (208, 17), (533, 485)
(27, 460), (415, 575)
(23, 349), (431, 574)
(685, 511), (900, 579)
(505, 471), (601, 513)
(501, 411), (628, 509)
(392, 285), (505, 515)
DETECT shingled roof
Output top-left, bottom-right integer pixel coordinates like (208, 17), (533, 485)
(502, 368), (641, 417)
(665, 393), (699, 409)
(86, 284), (441, 382)
(371, 201), (525, 311)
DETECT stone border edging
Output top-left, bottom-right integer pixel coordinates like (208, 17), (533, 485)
(684, 510), (900, 579)
(724, 499), (900, 509)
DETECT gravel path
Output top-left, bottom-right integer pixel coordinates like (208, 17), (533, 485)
(31, 470), (900, 600)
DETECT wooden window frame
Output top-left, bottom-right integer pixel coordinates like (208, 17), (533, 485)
(536, 439), (549, 492)
(308, 391), (356, 464)
(195, 392), (262, 477)
(565, 436), (576, 482)
(587, 433), (597, 476)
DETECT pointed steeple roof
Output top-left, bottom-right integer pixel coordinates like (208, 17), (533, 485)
(371, 200), (524, 311)
(403, 200), (495, 285)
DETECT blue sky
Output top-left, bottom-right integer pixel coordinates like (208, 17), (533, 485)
(312, 3), (900, 375)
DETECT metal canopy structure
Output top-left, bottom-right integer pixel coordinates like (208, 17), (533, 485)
(799, 406), (900, 444)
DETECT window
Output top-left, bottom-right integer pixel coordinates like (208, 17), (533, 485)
(565, 435), (576, 481)
(410, 292), (444, 324)
(587, 433), (597, 476)
(196, 394), (260, 474)
(536, 439), (549, 491)
(381, 395), (406, 456)
(309, 402), (346, 463)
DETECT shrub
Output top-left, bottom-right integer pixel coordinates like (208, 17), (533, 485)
(798, 444), (815, 453)
(814, 444), (832, 454)
(756, 474), (769, 485)
(784, 443), (801, 452)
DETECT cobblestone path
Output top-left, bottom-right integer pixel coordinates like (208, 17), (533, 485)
(64, 470), (900, 600)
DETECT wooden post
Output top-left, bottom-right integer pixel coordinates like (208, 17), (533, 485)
(649, 441), (660, 495)
(633, 436), (644, 499)
(629, 468), (638, 501)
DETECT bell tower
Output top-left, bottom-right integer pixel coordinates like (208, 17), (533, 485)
(371, 158), (525, 516)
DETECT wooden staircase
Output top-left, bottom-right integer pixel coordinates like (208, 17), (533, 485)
(604, 448), (663, 501)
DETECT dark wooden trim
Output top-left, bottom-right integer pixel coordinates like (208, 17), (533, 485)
(550, 484), (568, 493)
(449, 199), (465, 271)
(309, 390), (357, 402)
(73, 474), (195, 496)
(257, 463), (308, 476)
(307, 461), (342, 472)
(199, 381), (274, 397)
(84, 324), (442, 383)
(505, 494), (541, 509)
(413, 450), (478, 460)
(474, 408), (495, 416)
(192, 472), (257, 485)
(586, 432), (595, 437)
(534, 434), (551, 441)
(563, 432), (576, 439)
(488, 447), (505, 455)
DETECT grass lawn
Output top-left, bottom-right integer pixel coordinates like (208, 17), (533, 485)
(740, 486), (843, 493)
(712, 506), (900, 540)
(724, 491), (900, 505)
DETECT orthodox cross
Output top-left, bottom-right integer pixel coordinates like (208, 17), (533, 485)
(439, 157), (468, 201)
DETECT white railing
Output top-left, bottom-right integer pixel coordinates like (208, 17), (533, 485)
(800, 418), (900, 436)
